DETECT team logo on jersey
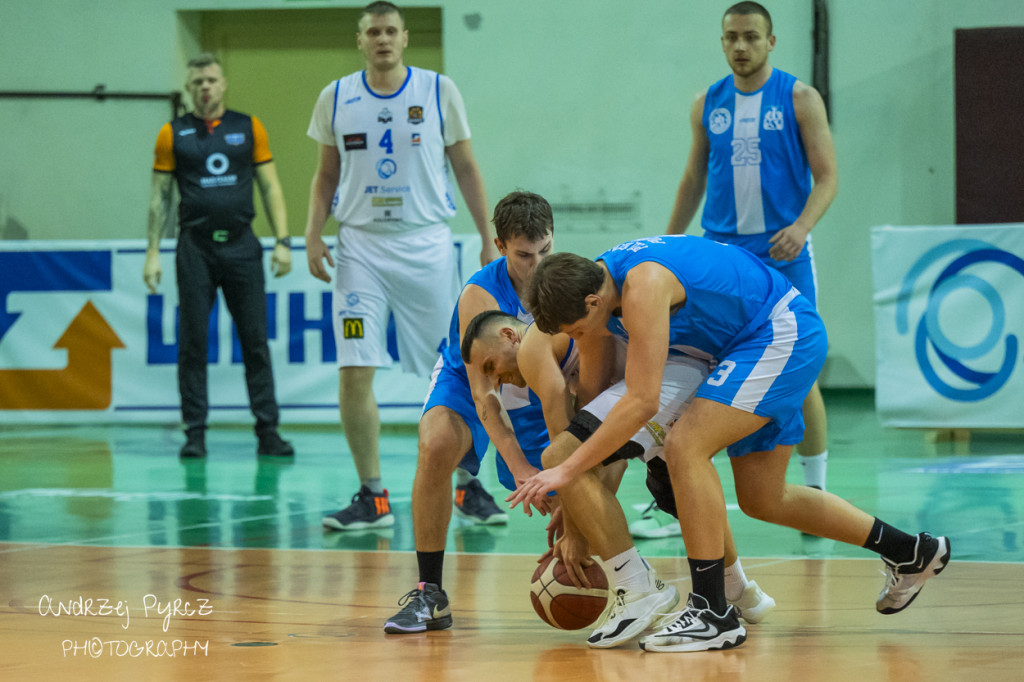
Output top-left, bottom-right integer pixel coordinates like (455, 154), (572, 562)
(346, 293), (360, 306)
(344, 133), (368, 151)
(411, 133), (421, 146)
(378, 108), (393, 123)
(377, 158), (398, 179)
(763, 106), (784, 131)
(225, 133), (246, 145)
(708, 108), (732, 135)
(342, 318), (364, 339)
(408, 106), (424, 124)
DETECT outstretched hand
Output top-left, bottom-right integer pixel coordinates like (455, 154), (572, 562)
(505, 465), (572, 517)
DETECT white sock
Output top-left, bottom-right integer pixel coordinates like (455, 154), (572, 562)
(601, 548), (651, 593)
(455, 468), (473, 486)
(724, 559), (748, 602)
(363, 477), (384, 494)
(800, 450), (828, 490)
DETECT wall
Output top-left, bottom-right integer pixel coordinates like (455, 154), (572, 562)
(2, 0), (1023, 387)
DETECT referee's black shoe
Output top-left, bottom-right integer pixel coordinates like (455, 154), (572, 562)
(179, 430), (206, 459)
(257, 430), (295, 457)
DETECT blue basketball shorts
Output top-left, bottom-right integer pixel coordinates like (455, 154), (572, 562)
(694, 288), (828, 457)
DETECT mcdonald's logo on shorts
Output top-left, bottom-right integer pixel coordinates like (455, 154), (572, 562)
(342, 318), (364, 339)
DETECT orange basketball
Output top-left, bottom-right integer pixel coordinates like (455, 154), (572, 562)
(530, 555), (610, 630)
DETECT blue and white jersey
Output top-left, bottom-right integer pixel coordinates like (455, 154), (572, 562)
(597, 235), (795, 362)
(701, 68), (811, 238)
(308, 66), (469, 232)
(439, 258), (548, 451)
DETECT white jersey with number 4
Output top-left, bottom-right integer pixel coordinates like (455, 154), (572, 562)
(307, 66), (471, 232)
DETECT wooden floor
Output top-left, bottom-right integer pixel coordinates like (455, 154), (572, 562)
(3, 392), (1024, 680)
(3, 543), (1023, 681)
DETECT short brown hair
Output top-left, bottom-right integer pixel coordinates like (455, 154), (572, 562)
(723, 2), (773, 36)
(360, 1), (405, 30)
(528, 252), (603, 334)
(187, 53), (220, 70)
(492, 191), (554, 243)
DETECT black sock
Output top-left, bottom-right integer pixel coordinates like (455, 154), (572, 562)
(863, 518), (919, 564)
(688, 557), (727, 614)
(417, 550), (445, 589)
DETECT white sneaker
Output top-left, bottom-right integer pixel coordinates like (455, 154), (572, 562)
(628, 502), (682, 539)
(586, 570), (679, 649)
(877, 533), (951, 614)
(728, 580), (775, 624)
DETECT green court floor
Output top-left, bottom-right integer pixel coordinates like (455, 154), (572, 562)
(1, 389), (1022, 563)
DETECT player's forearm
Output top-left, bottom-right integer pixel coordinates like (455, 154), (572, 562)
(560, 397), (652, 478)
(304, 171), (336, 239)
(793, 172), (838, 234)
(454, 163), (492, 243)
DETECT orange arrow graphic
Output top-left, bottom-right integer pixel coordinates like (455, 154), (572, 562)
(0, 301), (125, 410)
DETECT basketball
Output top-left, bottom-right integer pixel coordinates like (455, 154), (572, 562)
(529, 555), (610, 630)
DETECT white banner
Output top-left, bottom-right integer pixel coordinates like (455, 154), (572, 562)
(871, 224), (1024, 427)
(0, 235), (481, 424)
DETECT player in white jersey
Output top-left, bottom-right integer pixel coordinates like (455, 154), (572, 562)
(304, 2), (500, 530)
(461, 312), (776, 648)
(665, 2), (837, 497)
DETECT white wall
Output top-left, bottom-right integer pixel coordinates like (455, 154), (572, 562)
(2, 0), (1023, 387)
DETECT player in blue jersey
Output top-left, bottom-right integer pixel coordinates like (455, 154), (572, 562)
(666, 2), (837, 500)
(383, 191), (555, 635)
(512, 236), (950, 653)
(462, 311), (776, 649)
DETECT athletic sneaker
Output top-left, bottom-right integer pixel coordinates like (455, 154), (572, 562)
(383, 582), (452, 634)
(587, 570), (679, 649)
(876, 533), (951, 614)
(628, 501), (682, 539)
(728, 580), (776, 624)
(256, 430), (295, 457)
(322, 486), (394, 531)
(639, 593), (747, 653)
(454, 479), (508, 525)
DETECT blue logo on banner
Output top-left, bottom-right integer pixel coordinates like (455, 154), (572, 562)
(896, 239), (1024, 401)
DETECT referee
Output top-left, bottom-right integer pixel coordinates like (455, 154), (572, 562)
(144, 53), (294, 459)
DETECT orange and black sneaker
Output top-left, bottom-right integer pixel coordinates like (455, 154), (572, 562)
(454, 479), (508, 525)
(322, 486), (394, 531)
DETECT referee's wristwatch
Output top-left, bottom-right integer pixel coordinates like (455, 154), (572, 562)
(275, 236), (291, 249)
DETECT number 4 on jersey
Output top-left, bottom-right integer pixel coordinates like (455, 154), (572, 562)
(379, 129), (393, 154)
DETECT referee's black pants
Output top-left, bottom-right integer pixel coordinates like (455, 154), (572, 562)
(175, 228), (280, 435)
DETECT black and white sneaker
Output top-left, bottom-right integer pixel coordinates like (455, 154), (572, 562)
(639, 593), (746, 653)
(384, 582), (453, 634)
(454, 479), (508, 525)
(876, 533), (951, 614)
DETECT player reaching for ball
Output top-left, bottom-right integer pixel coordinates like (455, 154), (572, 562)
(461, 311), (776, 648)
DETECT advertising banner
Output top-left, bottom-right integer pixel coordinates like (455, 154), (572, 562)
(0, 236), (480, 424)
(871, 224), (1024, 427)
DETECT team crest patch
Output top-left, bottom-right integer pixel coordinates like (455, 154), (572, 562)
(408, 106), (424, 124)
(342, 317), (364, 339)
(763, 106), (784, 131)
(378, 108), (393, 123)
(708, 108), (732, 135)
(225, 133), (246, 145)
